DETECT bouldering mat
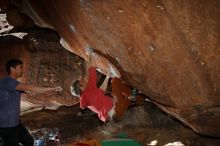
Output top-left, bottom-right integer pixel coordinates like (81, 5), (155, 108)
(102, 138), (142, 146)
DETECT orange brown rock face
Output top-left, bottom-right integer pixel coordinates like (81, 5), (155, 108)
(2, 0), (220, 137)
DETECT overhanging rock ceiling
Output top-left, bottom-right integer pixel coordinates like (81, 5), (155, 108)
(7, 0), (220, 137)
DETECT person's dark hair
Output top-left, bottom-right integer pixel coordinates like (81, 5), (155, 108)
(6, 59), (23, 74)
(70, 80), (81, 97)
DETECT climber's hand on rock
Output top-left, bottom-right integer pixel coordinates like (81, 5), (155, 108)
(85, 48), (94, 56)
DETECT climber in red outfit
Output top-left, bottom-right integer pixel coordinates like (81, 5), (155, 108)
(71, 48), (115, 122)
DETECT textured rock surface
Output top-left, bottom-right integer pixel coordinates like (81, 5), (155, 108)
(0, 30), (83, 113)
(1, 0), (220, 137)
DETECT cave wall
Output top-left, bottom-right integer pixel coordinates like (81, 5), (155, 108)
(0, 36), (28, 78)
(1, 0), (219, 137)
(0, 30), (83, 113)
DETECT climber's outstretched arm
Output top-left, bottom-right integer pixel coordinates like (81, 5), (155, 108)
(99, 73), (111, 92)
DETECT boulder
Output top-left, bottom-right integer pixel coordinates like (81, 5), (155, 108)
(5, 0), (220, 137)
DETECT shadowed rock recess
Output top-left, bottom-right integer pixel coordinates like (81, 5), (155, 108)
(0, 0), (219, 137)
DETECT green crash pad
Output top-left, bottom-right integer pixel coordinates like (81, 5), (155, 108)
(102, 138), (142, 146)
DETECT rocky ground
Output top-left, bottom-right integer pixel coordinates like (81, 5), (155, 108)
(21, 101), (220, 146)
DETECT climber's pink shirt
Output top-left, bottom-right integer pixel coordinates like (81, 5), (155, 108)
(80, 67), (113, 122)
